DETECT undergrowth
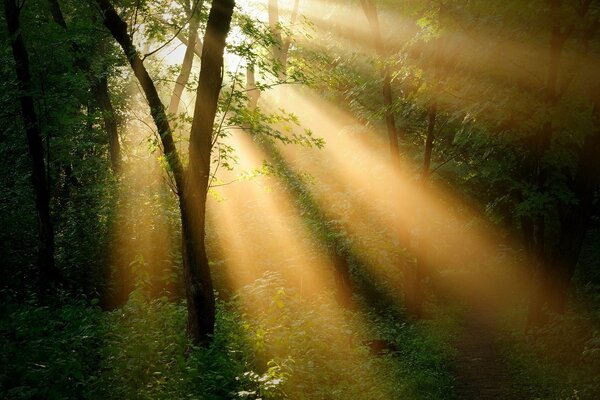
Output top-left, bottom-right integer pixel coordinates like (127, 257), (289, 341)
(0, 272), (456, 399)
(499, 284), (600, 400)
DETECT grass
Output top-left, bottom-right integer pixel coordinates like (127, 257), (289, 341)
(0, 274), (458, 400)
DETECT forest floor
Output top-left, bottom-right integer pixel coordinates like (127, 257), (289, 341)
(453, 298), (515, 399)
(435, 271), (523, 399)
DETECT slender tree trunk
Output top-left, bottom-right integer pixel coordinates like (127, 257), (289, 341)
(361, 0), (407, 313)
(248, 0), (298, 106)
(246, 63), (260, 110)
(176, 31), (203, 58)
(168, 7), (202, 117)
(332, 248), (353, 308)
(48, 0), (67, 28)
(360, 0), (400, 165)
(407, 101), (437, 318)
(93, 75), (121, 173)
(185, 0), (235, 344)
(540, 5), (600, 315)
(154, 14), (203, 58)
(5, 0), (59, 290)
(405, 1), (448, 317)
(548, 86), (600, 312)
(527, 4), (572, 326)
(268, 0), (286, 80)
(47, 0), (121, 172)
(96, 0), (234, 345)
(280, 0), (299, 70)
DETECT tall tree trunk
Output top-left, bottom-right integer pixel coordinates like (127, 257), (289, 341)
(153, 14), (203, 58)
(405, 1), (447, 317)
(249, 0), (298, 105)
(47, 0), (121, 173)
(407, 101), (437, 318)
(268, 0), (286, 81)
(538, 3), (600, 316)
(246, 62), (260, 110)
(168, 6), (202, 117)
(96, 0), (234, 345)
(548, 85), (600, 312)
(48, 0), (67, 28)
(332, 247), (353, 308)
(360, 0), (400, 165)
(185, 0), (234, 344)
(527, 3), (572, 326)
(5, 0), (59, 290)
(361, 0), (407, 313)
(93, 74), (121, 173)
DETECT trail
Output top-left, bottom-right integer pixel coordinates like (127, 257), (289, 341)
(438, 271), (522, 400)
(453, 301), (515, 399)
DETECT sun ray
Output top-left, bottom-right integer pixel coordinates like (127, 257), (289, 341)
(206, 127), (407, 398)
(259, 85), (536, 314)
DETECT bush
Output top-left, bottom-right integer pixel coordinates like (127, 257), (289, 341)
(0, 297), (102, 400)
(1, 274), (458, 400)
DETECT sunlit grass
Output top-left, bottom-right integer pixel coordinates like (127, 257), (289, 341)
(205, 128), (405, 399)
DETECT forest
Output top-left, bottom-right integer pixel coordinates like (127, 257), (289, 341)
(1, 0), (599, 399)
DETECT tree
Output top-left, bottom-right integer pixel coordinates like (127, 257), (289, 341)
(95, 0), (235, 345)
(527, 0), (597, 326)
(47, 0), (122, 173)
(168, 0), (203, 118)
(360, 0), (400, 164)
(244, 0), (300, 110)
(4, 0), (61, 292)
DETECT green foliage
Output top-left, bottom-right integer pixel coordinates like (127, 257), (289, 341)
(0, 298), (102, 400)
(0, 269), (459, 399)
(233, 272), (457, 399)
(94, 292), (191, 399)
(501, 296), (600, 400)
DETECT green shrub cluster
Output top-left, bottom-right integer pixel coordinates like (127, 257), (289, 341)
(0, 296), (102, 400)
(501, 286), (600, 400)
(1, 272), (457, 399)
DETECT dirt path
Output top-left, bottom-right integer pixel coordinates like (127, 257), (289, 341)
(453, 303), (515, 399)
(435, 271), (523, 399)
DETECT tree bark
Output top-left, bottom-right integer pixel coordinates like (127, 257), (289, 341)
(96, 0), (185, 185)
(96, 0), (234, 345)
(548, 85), (600, 313)
(527, 2), (573, 326)
(5, 0), (59, 290)
(168, 4), (202, 117)
(538, 4), (600, 316)
(268, 0), (286, 80)
(48, 0), (67, 28)
(360, 0), (400, 165)
(184, 0), (234, 344)
(332, 248), (353, 308)
(407, 101), (437, 318)
(247, 0), (298, 107)
(47, 0), (121, 173)
(151, 13), (204, 58)
(405, 1), (447, 317)
(93, 74), (121, 173)
(246, 62), (260, 110)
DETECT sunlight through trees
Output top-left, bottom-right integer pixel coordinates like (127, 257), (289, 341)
(1, 0), (599, 399)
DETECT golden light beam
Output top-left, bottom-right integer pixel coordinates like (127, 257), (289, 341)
(206, 127), (400, 399)
(107, 113), (178, 306)
(208, 127), (334, 296)
(264, 85), (535, 314)
(293, 0), (599, 106)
